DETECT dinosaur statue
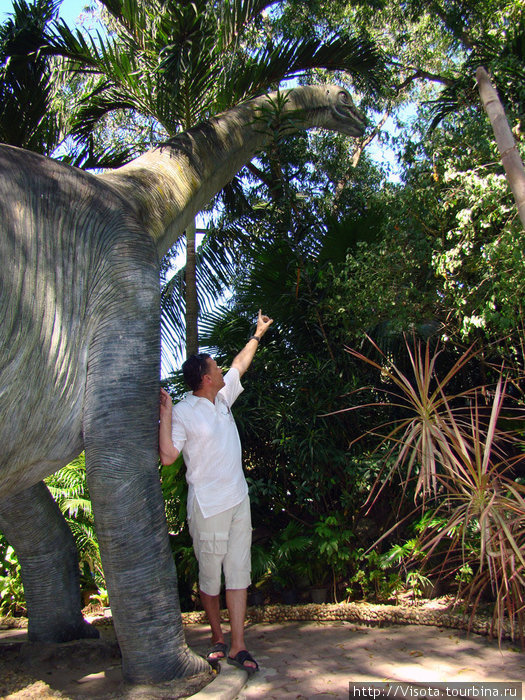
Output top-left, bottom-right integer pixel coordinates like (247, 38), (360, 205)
(0, 84), (365, 684)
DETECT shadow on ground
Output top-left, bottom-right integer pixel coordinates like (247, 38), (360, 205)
(0, 623), (213, 700)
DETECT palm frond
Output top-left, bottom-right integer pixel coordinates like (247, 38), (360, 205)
(0, 0), (63, 153)
(216, 34), (387, 107)
(97, 0), (156, 36)
(48, 19), (110, 69)
(428, 12), (525, 130)
(69, 84), (137, 135)
(63, 136), (140, 169)
(160, 269), (186, 362)
(427, 73), (478, 131)
(217, 0), (275, 49)
(0, 0), (60, 48)
(160, 225), (240, 362)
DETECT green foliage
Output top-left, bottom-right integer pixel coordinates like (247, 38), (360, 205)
(433, 154), (525, 338)
(347, 548), (403, 602)
(251, 515), (354, 600)
(0, 538), (26, 616)
(0, 0), (65, 154)
(405, 570), (432, 600)
(265, 521), (311, 589)
(89, 587), (109, 607)
(323, 222), (437, 340)
(46, 453), (105, 593)
(160, 452), (188, 525)
(310, 515), (354, 589)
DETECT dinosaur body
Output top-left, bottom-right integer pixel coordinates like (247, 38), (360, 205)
(0, 85), (365, 683)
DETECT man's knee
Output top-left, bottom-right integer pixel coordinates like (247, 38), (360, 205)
(198, 566), (223, 596)
(193, 529), (228, 596)
(224, 568), (251, 590)
(223, 541), (251, 590)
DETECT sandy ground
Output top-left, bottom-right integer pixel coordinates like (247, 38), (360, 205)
(0, 620), (214, 700)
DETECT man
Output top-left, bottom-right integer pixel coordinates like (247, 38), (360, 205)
(159, 310), (273, 674)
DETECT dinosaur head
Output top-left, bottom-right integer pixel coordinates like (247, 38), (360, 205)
(287, 84), (366, 138)
(316, 85), (366, 137)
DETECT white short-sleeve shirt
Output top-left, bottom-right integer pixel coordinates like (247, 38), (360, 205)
(171, 367), (248, 519)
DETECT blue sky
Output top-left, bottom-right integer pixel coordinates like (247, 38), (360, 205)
(0, 0), (85, 25)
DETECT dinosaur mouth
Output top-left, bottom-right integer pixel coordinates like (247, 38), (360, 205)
(334, 105), (366, 136)
(335, 91), (367, 137)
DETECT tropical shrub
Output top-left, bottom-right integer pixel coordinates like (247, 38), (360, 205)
(347, 336), (525, 642)
(46, 453), (106, 599)
(0, 536), (25, 616)
(0, 453), (107, 615)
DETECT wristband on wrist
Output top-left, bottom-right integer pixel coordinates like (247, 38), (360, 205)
(250, 335), (261, 342)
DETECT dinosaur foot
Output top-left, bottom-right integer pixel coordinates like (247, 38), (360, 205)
(124, 667), (214, 699)
(28, 617), (100, 643)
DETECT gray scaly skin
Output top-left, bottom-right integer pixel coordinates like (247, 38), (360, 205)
(0, 85), (365, 684)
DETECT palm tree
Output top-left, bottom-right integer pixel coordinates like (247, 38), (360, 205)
(0, 0), (63, 154)
(49, 0), (386, 359)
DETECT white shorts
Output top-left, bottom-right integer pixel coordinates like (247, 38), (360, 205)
(188, 495), (252, 596)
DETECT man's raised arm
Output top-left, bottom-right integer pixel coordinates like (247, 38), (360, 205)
(231, 310), (273, 377)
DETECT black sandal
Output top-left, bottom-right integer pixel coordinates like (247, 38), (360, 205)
(206, 642), (227, 669)
(227, 649), (259, 675)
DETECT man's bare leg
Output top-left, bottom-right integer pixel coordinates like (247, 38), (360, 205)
(199, 590), (226, 660)
(226, 588), (256, 670)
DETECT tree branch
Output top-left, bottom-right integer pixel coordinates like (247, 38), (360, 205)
(394, 67), (456, 90)
(245, 161), (277, 192)
(331, 110), (390, 215)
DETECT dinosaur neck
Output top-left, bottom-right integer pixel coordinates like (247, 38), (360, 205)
(99, 92), (295, 256)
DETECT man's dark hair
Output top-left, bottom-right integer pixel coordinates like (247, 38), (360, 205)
(182, 353), (212, 391)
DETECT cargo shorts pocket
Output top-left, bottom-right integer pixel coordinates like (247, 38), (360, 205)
(199, 531), (229, 555)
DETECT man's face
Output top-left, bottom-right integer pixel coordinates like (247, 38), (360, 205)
(204, 358), (225, 391)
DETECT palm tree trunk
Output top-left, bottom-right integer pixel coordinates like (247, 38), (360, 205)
(475, 66), (525, 231)
(185, 218), (199, 357)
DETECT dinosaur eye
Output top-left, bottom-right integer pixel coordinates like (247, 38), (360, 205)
(338, 91), (349, 104)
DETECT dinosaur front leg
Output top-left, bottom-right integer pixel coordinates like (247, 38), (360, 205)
(83, 312), (207, 684)
(0, 481), (99, 642)
(85, 459), (206, 683)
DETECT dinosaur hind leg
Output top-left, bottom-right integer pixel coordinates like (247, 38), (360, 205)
(0, 480), (99, 642)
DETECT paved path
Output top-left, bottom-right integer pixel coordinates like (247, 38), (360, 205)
(185, 621), (525, 700)
(1, 620), (523, 699)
